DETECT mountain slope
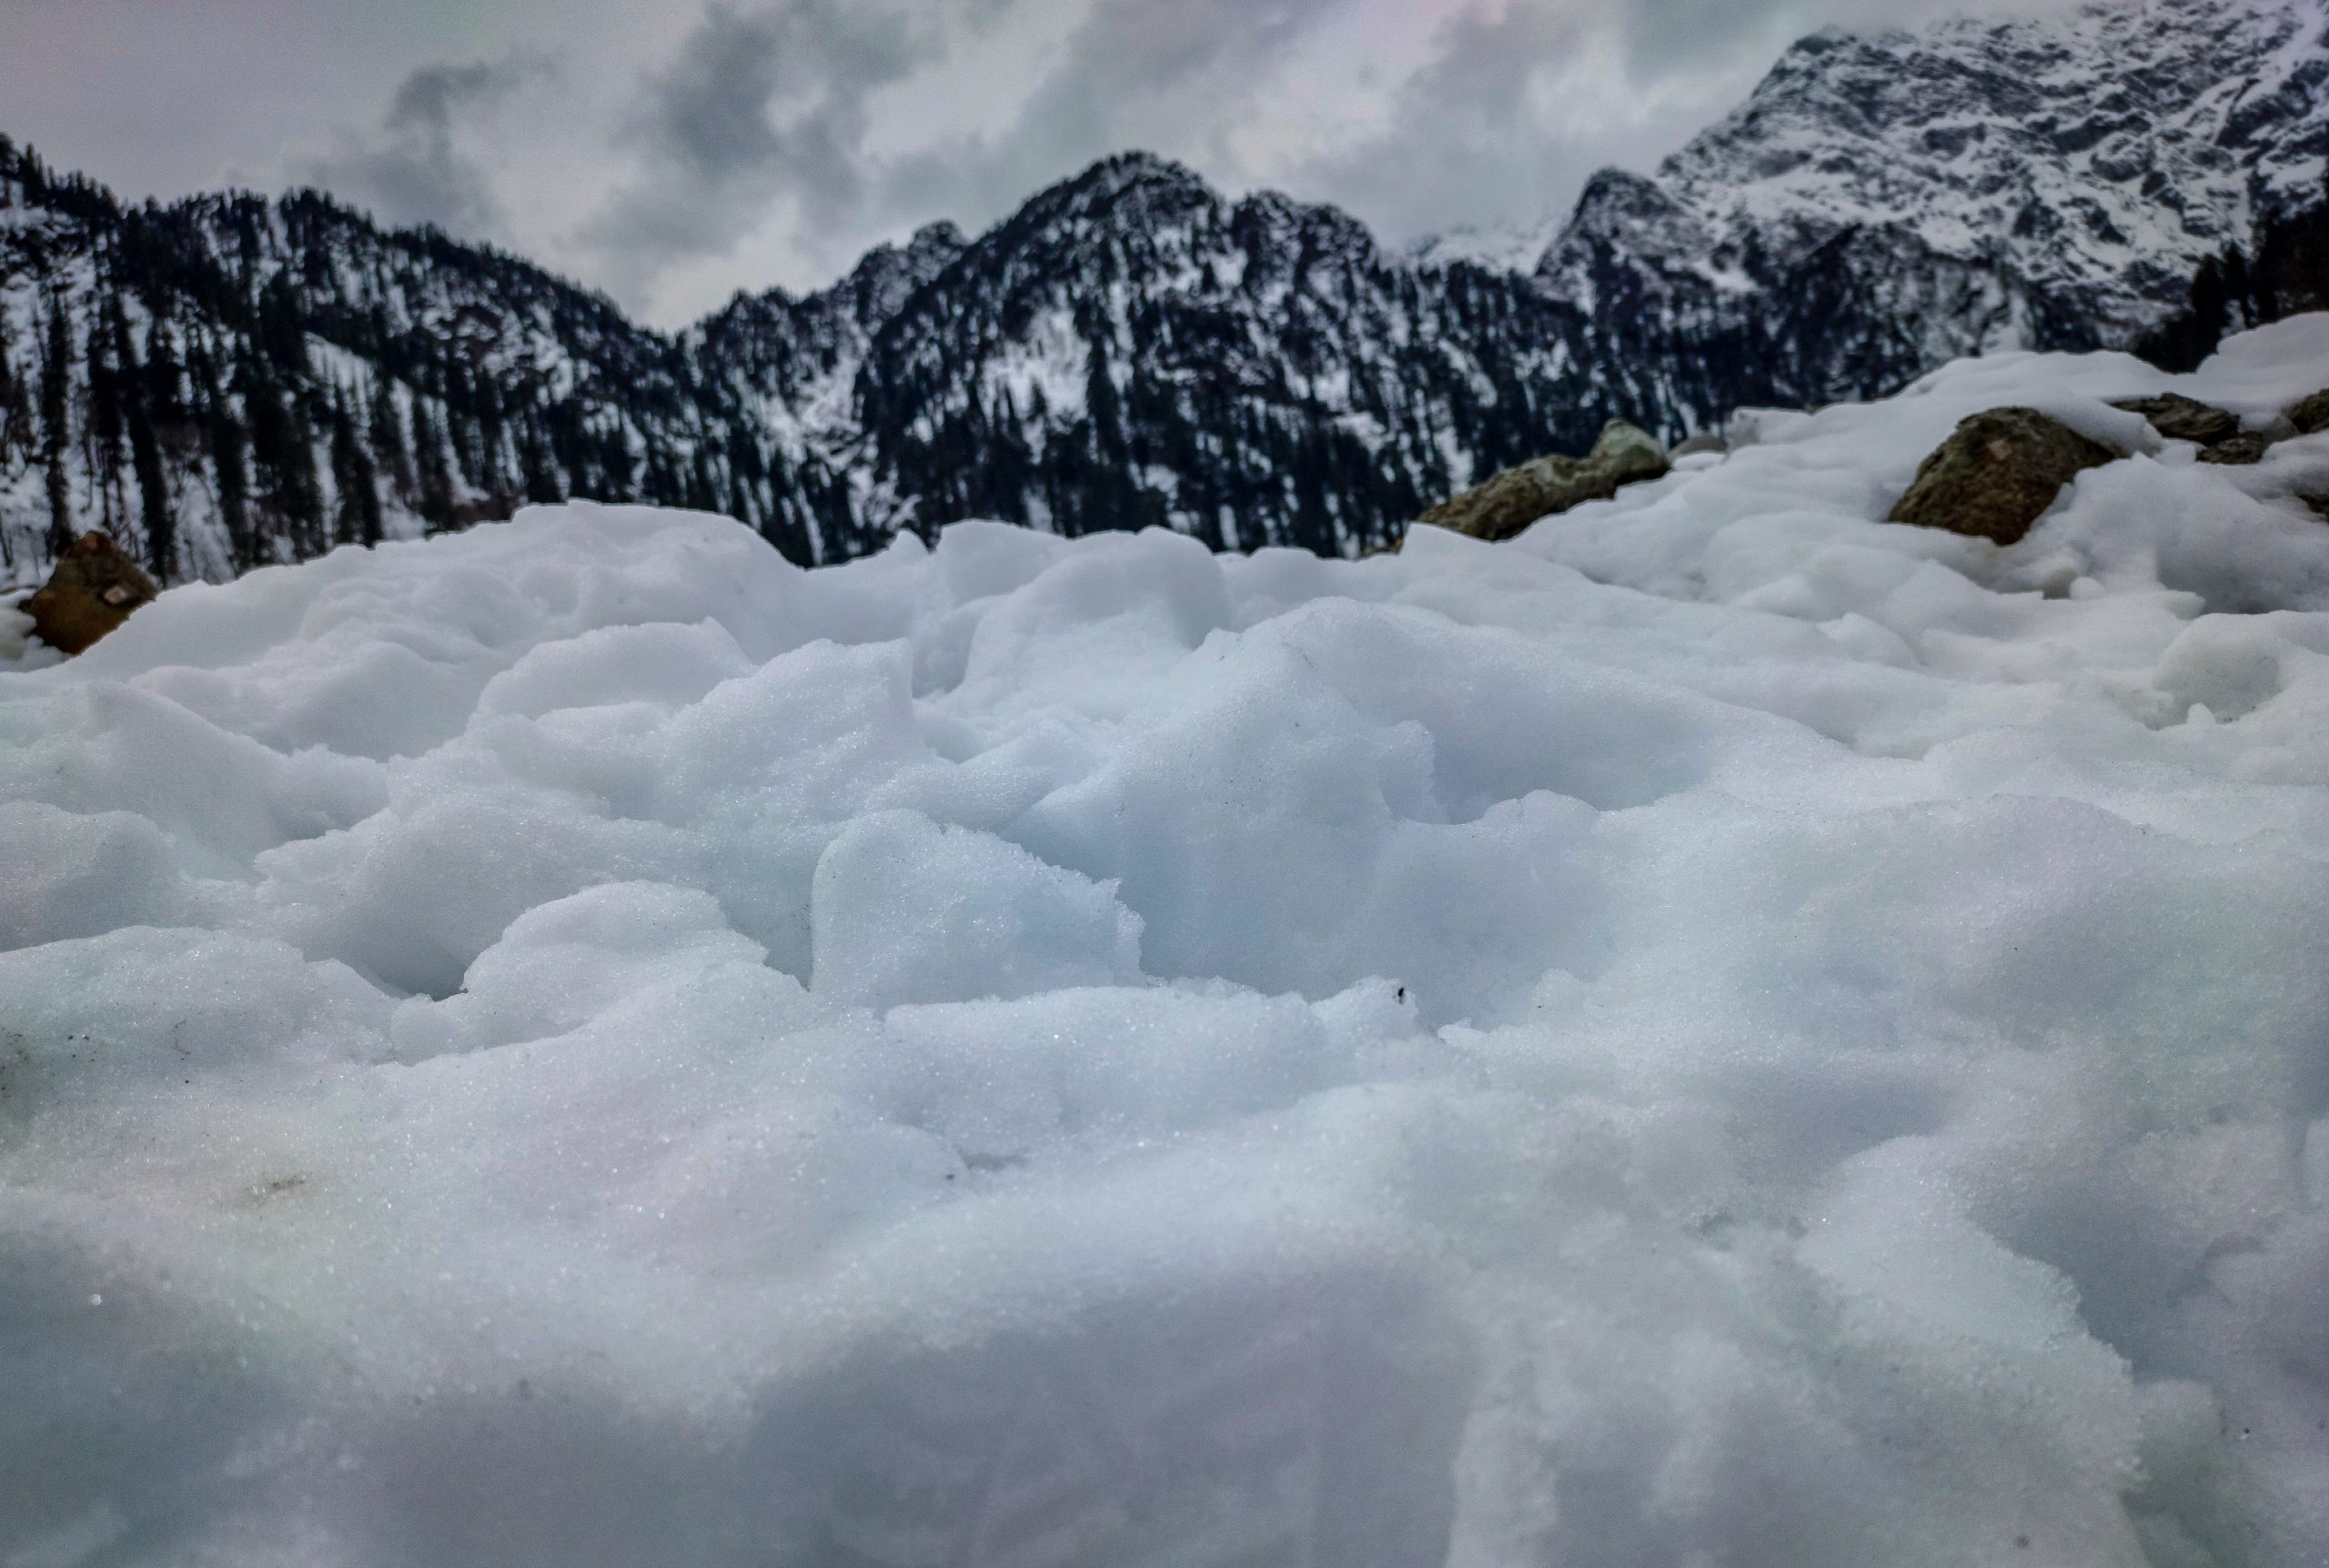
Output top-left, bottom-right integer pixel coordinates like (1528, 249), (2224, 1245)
(0, 146), (816, 585)
(832, 154), (1649, 557)
(1538, 0), (2329, 422)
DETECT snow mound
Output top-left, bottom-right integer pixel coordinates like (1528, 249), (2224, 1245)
(6, 320), (2329, 1566)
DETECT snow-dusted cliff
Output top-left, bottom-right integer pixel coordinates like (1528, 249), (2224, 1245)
(1539, 0), (2329, 421)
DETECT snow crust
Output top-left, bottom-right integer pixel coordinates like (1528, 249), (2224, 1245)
(6, 321), (2329, 1565)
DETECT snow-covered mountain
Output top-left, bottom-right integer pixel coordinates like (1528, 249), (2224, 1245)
(1539, 0), (2329, 422)
(738, 154), (1640, 557)
(3, 0), (2324, 589)
(0, 156), (785, 585)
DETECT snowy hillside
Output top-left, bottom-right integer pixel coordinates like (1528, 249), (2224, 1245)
(1540, 0), (2329, 419)
(0, 146), (801, 591)
(6, 317), (2329, 1564)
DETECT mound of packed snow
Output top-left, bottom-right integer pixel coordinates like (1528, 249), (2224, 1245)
(6, 319), (2329, 1568)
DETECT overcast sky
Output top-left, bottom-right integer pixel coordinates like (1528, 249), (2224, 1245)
(5, 0), (2087, 327)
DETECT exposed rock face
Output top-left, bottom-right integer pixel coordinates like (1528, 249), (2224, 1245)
(1416, 423), (1670, 544)
(1887, 409), (2119, 545)
(2200, 433), (2277, 466)
(2112, 395), (2243, 447)
(26, 533), (159, 654)
(2286, 389), (2329, 437)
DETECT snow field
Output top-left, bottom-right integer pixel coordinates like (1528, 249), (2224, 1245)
(5, 320), (2329, 1565)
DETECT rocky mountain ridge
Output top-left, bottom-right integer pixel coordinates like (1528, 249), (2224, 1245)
(1538, 0), (2329, 422)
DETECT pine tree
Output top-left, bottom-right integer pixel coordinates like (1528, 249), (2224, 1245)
(519, 412), (563, 505)
(328, 391), (363, 548)
(237, 350), (323, 558)
(333, 390), (384, 547)
(143, 311), (186, 424)
(409, 397), (456, 531)
(202, 357), (256, 571)
(0, 329), (29, 471)
(116, 318), (176, 579)
(368, 366), (413, 499)
(355, 439), (384, 546)
(39, 299), (74, 558)
(88, 297), (132, 539)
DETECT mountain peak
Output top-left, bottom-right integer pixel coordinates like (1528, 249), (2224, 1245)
(1539, 0), (2329, 346)
(1030, 150), (1217, 219)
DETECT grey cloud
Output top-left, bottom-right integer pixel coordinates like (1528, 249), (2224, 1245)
(584, 0), (1354, 315)
(294, 55), (549, 237)
(996, 0), (1346, 167)
(1289, 3), (1608, 249)
(866, 0), (1349, 272)
(582, 0), (939, 303)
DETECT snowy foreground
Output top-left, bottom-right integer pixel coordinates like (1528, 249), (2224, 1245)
(7, 321), (2329, 1568)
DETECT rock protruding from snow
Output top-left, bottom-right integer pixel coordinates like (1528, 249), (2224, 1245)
(1416, 422), (1670, 544)
(2201, 432), (2280, 466)
(25, 532), (157, 654)
(2286, 387), (2329, 434)
(2111, 395), (2244, 447)
(1888, 408), (2119, 544)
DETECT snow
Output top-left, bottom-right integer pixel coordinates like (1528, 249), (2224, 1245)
(5, 319), (2329, 1565)
(1407, 216), (1563, 276)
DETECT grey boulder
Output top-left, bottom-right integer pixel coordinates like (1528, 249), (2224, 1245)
(1887, 408), (2119, 546)
(2110, 393), (2243, 447)
(1416, 422), (1670, 544)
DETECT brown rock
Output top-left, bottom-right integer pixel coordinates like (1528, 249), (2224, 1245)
(1417, 422), (1670, 544)
(1886, 408), (2119, 546)
(2199, 432), (2274, 466)
(2111, 394), (2242, 447)
(2285, 389), (2329, 437)
(25, 533), (159, 655)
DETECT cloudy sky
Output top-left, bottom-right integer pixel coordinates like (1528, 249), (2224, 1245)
(6, 0), (2082, 327)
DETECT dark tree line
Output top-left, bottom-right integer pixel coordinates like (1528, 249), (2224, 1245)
(2140, 176), (2329, 373)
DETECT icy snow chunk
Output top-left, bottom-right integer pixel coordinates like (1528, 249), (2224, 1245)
(255, 780), (703, 999)
(946, 525), (1237, 718)
(388, 881), (775, 1060)
(0, 927), (390, 1106)
(473, 618), (753, 720)
(2015, 458), (2329, 613)
(874, 981), (1407, 1162)
(0, 682), (385, 875)
(812, 810), (1144, 1006)
(0, 802), (187, 950)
